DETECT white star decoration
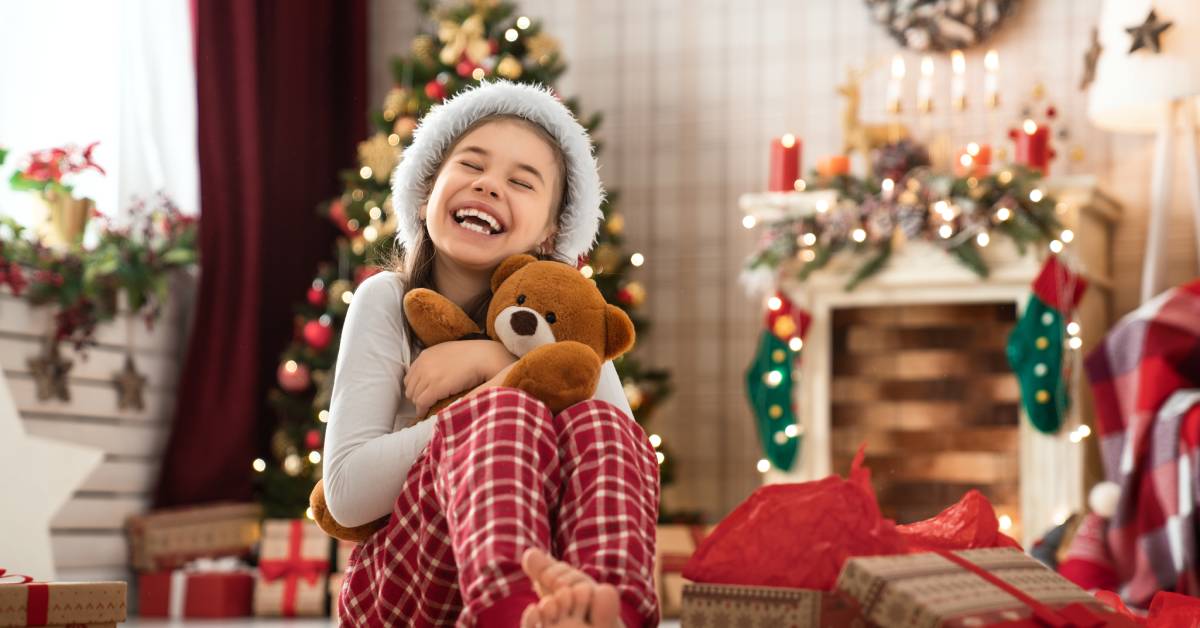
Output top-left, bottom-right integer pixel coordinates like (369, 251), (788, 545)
(0, 368), (103, 580)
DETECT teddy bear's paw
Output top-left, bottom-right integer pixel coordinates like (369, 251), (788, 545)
(504, 341), (602, 414)
(309, 480), (388, 543)
(403, 288), (481, 346)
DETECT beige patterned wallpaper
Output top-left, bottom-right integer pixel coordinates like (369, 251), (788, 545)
(371, 0), (1199, 519)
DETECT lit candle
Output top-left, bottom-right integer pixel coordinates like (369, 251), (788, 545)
(887, 55), (905, 114)
(951, 50), (966, 112)
(768, 134), (802, 192)
(984, 49), (999, 109)
(817, 155), (850, 178)
(954, 142), (992, 177)
(918, 56), (934, 113)
(1013, 119), (1051, 174)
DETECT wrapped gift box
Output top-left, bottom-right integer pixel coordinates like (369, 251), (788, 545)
(0, 580), (126, 627)
(126, 502), (262, 571)
(253, 519), (329, 617)
(138, 558), (254, 618)
(681, 583), (861, 627)
(336, 539), (357, 573)
(656, 524), (709, 618)
(836, 547), (1139, 627)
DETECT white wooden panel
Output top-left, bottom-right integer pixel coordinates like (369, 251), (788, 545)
(9, 376), (173, 423)
(51, 532), (127, 568)
(23, 418), (169, 458)
(52, 496), (150, 530)
(0, 294), (184, 355)
(80, 459), (159, 494)
(0, 336), (181, 390)
(55, 566), (133, 583)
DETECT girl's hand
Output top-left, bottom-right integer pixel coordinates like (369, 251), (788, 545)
(403, 339), (515, 415)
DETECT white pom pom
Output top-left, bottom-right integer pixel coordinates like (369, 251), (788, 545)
(1088, 481), (1121, 518)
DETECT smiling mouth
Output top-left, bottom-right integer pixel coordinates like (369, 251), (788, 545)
(452, 207), (505, 235)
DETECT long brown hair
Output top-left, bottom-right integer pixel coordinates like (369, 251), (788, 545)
(385, 113), (569, 357)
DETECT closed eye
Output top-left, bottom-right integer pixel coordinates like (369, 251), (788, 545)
(511, 179), (534, 190)
(460, 161), (482, 171)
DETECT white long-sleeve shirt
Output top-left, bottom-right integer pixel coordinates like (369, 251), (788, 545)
(322, 271), (634, 527)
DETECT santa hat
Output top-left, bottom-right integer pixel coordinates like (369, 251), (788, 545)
(391, 80), (605, 264)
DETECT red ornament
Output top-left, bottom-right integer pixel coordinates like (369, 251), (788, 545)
(1045, 106), (1057, 119)
(355, 265), (382, 285)
(328, 199), (355, 236)
(617, 287), (633, 305)
(303, 318), (334, 351)
(277, 360), (311, 393)
(305, 429), (322, 450)
(306, 281), (326, 307)
(488, 39), (499, 54)
(425, 79), (446, 101)
(456, 58), (478, 78)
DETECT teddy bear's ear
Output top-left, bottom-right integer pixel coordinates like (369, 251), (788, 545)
(490, 254), (538, 292)
(604, 304), (636, 360)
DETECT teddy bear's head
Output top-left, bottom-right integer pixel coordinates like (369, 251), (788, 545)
(487, 254), (635, 361)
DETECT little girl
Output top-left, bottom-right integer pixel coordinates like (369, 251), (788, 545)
(323, 81), (660, 627)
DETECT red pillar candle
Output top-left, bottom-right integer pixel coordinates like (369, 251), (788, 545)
(768, 134), (802, 192)
(1013, 120), (1051, 174)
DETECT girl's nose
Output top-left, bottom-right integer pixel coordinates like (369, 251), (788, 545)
(473, 182), (501, 199)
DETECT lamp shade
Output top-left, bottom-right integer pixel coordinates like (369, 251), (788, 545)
(1088, 0), (1200, 133)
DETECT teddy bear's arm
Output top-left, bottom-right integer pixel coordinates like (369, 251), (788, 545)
(502, 341), (602, 414)
(403, 288), (482, 346)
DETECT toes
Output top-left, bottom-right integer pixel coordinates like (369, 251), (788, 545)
(536, 594), (561, 623)
(568, 582), (592, 619)
(520, 603), (542, 628)
(553, 586), (577, 618)
(589, 584), (621, 626)
(522, 548), (558, 596)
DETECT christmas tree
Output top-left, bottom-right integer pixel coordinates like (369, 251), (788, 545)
(257, 0), (674, 519)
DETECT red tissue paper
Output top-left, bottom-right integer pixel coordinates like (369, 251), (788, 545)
(1096, 590), (1200, 628)
(683, 446), (1021, 591)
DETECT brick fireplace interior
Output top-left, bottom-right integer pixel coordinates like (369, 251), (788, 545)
(829, 302), (1022, 537)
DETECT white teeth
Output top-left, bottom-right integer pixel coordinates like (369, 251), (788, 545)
(453, 207), (502, 233)
(458, 220), (492, 235)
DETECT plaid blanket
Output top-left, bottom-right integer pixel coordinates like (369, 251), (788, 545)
(1083, 280), (1200, 606)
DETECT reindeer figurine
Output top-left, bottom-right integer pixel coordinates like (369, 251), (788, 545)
(838, 65), (909, 157)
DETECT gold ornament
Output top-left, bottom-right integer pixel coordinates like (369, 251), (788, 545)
(606, 213), (625, 235)
(768, 405), (783, 419)
(623, 281), (646, 308)
(357, 133), (400, 183)
(526, 33), (560, 64)
(113, 353), (147, 411)
(438, 13), (491, 66)
(383, 87), (407, 122)
(1035, 389), (1051, 404)
(27, 338), (72, 401)
(393, 116), (418, 140)
(592, 243), (620, 271)
(623, 382), (644, 410)
(411, 35), (436, 62)
(496, 56), (523, 79)
(329, 279), (354, 315)
(773, 315), (797, 339)
(1036, 336), (1049, 350)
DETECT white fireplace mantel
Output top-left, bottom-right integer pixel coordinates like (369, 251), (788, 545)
(741, 176), (1121, 547)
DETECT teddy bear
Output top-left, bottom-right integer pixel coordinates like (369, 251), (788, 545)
(309, 254), (636, 542)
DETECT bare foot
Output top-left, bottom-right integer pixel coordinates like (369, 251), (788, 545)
(519, 548), (624, 628)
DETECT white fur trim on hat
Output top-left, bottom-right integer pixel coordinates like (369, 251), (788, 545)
(391, 80), (605, 264)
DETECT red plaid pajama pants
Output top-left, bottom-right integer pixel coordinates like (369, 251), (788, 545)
(339, 387), (661, 627)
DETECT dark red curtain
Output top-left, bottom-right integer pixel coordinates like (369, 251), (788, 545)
(155, 0), (367, 506)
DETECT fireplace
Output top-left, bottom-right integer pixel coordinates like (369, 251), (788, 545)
(743, 177), (1121, 547)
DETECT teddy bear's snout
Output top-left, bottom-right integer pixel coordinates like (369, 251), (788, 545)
(511, 310), (538, 336)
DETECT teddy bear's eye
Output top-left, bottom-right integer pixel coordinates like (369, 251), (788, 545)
(516, 294), (526, 305)
(545, 312), (557, 324)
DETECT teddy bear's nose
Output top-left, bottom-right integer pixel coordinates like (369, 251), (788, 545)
(511, 310), (538, 336)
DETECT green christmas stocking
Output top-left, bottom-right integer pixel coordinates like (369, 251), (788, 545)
(746, 330), (800, 471)
(1006, 255), (1087, 434)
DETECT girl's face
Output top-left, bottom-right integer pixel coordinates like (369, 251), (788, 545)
(420, 119), (560, 272)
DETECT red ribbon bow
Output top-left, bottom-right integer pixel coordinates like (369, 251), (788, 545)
(257, 521), (328, 617)
(0, 569), (48, 626)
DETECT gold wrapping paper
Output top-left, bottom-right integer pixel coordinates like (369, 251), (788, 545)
(126, 502), (262, 571)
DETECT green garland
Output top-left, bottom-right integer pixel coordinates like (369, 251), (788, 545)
(746, 164), (1063, 290)
(0, 193), (198, 350)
